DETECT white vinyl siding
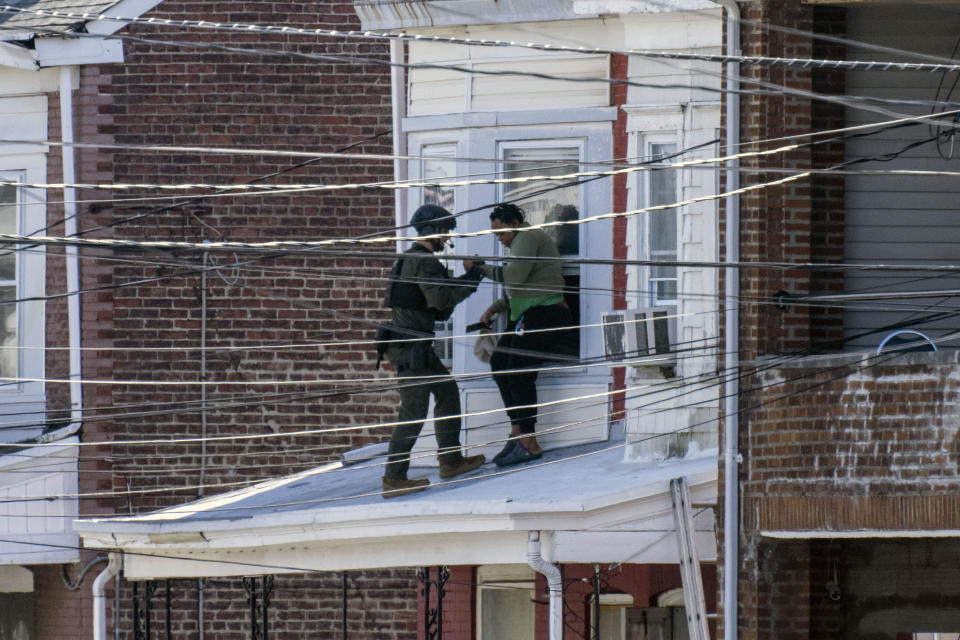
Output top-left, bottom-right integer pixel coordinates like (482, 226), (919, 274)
(622, 12), (721, 459)
(843, 8), (960, 349)
(0, 439), (79, 564)
(623, 9), (723, 106)
(407, 21), (610, 116)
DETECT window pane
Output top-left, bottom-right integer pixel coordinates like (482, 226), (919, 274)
(420, 145), (457, 364)
(502, 146), (580, 255)
(0, 285), (16, 378)
(648, 143), (678, 303)
(422, 145), (456, 211)
(0, 184), (15, 281)
(480, 587), (534, 640)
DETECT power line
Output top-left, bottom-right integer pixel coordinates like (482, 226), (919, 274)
(2, 319), (949, 505)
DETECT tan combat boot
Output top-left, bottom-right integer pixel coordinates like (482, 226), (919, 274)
(438, 454), (486, 480)
(382, 476), (429, 498)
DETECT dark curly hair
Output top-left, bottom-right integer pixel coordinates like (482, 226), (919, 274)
(489, 202), (525, 224)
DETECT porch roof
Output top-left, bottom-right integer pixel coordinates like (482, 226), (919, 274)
(0, 0), (121, 31)
(75, 439), (718, 579)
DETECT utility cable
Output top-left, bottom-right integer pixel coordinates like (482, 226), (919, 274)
(2, 325), (947, 503)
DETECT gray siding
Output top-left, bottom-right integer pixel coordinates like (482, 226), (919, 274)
(843, 8), (960, 350)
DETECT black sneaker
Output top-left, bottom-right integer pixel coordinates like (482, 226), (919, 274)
(494, 442), (543, 467)
(492, 440), (518, 465)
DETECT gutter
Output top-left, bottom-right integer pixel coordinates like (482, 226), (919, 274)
(707, 3), (741, 640)
(527, 531), (562, 640)
(93, 553), (121, 640)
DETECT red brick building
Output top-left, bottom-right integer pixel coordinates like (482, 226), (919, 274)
(13, 1), (957, 639)
(724, 3), (960, 640)
(1, 1), (419, 638)
(75, 1), (727, 639)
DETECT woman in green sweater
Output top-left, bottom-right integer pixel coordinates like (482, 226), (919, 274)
(480, 203), (576, 467)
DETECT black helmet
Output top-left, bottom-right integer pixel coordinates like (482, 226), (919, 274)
(410, 204), (456, 235)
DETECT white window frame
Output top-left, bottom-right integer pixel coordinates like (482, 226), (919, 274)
(497, 138), (586, 258)
(403, 118), (614, 461)
(0, 161), (48, 441)
(407, 121), (613, 385)
(640, 135), (680, 308)
(416, 141), (459, 366)
(476, 565), (536, 640)
(460, 124), (612, 384)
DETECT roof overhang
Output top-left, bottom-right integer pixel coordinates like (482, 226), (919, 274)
(762, 529), (960, 539)
(0, 0), (164, 69)
(77, 448), (718, 579)
(353, 0), (717, 31)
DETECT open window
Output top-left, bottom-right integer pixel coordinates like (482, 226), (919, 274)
(499, 140), (583, 354)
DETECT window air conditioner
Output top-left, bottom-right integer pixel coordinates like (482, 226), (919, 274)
(601, 307), (676, 375)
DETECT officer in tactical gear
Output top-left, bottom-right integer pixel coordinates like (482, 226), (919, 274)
(380, 204), (487, 497)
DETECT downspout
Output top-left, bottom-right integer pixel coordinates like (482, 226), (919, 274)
(93, 553), (121, 640)
(390, 39), (408, 238)
(59, 66), (83, 426)
(527, 532), (562, 640)
(708, 3), (741, 640)
(199, 246), (209, 640)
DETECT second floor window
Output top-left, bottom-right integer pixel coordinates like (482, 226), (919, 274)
(500, 143), (583, 354)
(646, 141), (678, 306)
(0, 181), (18, 379)
(420, 143), (458, 364)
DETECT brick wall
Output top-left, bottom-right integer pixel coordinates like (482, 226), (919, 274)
(109, 571), (418, 639)
(47, 1), (421, 639)
(43, 94), (72, 420)
(744, 354), (960, 532)
(431, 563), (715, 640)
(720, 3), (854, 639)
(734, 2), (847, 359)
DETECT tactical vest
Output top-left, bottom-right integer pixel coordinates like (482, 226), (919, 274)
(384, 245), (430, 311)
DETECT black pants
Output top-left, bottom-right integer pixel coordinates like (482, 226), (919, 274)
(490, 304), (575, 435)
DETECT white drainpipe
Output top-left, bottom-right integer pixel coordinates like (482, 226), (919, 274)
(708, 3), (741, 640)
(390, 39), (408, 236)
(58, 66), (83, 425)
(93, 553), (121, 640)
(527, 531), (562, 640)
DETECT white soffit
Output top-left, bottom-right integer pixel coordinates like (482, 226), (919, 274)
(14, 0), (164, 67)
(355, 0), (584, 30)
(354, 0), (717, 30)
(35, 36), (123, 66)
